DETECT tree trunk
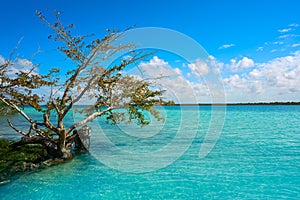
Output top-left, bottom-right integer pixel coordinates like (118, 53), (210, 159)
(73, 129), (89, 153)
(12, 127), (90, 160)
(56, 129), (73, 159)
(12, 136), (57, 158)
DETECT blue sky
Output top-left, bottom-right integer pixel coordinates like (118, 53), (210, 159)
(1, 0), (300, 103)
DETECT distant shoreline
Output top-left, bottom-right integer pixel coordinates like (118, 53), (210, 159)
(173, 102), (300, 106)
(42, 102), (300, 107)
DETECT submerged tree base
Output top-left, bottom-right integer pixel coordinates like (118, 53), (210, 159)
(0, 138), (75, 184)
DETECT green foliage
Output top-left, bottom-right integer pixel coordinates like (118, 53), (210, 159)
(0, 138), (10, 149)
(0, 102), (17, 115)
(0, 138), (47, 182)
(0, 57), (54, 112)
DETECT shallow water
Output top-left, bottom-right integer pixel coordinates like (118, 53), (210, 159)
(0, 106), (299, 199)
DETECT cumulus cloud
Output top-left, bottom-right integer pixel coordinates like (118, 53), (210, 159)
(222, 73), (264, 102)
(0, 55), (37, 77)
(249, 51), (300, 93)
(221, 51), (300, 102)
(218, 44), (235, 49)
(140, 56), (168, 68)
(139, 56), (177, 78)
(223, 74), (248, 89)
(138, 56), (196, 103)
(250, 81), (263, 94)
(137, 56), (212, 103)
(174, 67), (182, 75)
(208, 55), (224, 71)
(139, 44), (300, 103)
(187, 59), (209, 77)
(228, 57), (255, 72)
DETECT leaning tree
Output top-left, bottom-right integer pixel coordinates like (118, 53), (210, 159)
(0, 11), (164, 159)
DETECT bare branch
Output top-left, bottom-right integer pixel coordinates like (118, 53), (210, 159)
(43, 112), (58, 132)
(60, 74), (98, 121)
(9, 37), (24, 61)
(66, 107), (113, 134)
(0, 97), (33, 124)
(7, 119), (27, 136)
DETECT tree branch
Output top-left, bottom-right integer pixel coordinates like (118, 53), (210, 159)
(66, 107), (113, 134)
(7, 119), (27, 136)
(61, 74), (98, 121)
(0, 97), (33, 124)
(43, 112), (58, 132)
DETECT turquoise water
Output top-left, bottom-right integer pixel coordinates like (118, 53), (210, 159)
(0, 106), (299, 199)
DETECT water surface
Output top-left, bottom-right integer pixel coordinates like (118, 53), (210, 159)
(0, 106), (299, 199)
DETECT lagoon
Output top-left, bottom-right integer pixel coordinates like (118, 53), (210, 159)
(0, 106), (299, 199)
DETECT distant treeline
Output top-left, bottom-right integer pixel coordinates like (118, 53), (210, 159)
(173, 102), (300, 106)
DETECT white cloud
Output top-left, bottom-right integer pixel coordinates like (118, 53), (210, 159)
(187, 59), (209, 77)
(249, 51), (300, 93)
(137, 56), (215, 103)
(10, 59), (36, 75)
(223, 74), (264, 102)
(237, 57), (255, 69)
(0, 55), (37, 77)
(221, 51), (300, 102)
(228, 57), (255, 72)
(138, 56), (200, 103)
(139, 49), (300, 103)
(16, 59), (35, 69)
(292, 43), (300, 48)
(140, 56), (168, 68)
(279, 34), (290, 39)
(273, 41), (284, 45)
(218, 44), (235, 49)
(223, 74), (248, 89)
(190, 82), (210, 101)
(257, 46), (264, 51)
(174, 68), (182, 75)
(289, 23), (299, 27)
(208, 55), (224, 70)
(255, 24), (299, 67)
(250, 81), (263, 94)
(248, 69), (260, 79)
(279, 34), (298, 39)
(278, 28), (292, 33)
(139, 56), (177, 78)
